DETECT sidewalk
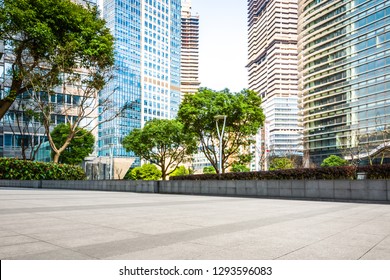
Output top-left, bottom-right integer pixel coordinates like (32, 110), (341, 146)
(0, 187), (390, 259)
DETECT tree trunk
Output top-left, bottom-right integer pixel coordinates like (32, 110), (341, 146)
(161, 171), (167, 181)
(0, 59), (24, 120)
(0, 100), (15, 120)
(53, 152), (60, 163)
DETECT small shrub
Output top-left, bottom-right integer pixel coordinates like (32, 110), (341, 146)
(0, 158), (86, 180)
(124, 164), (162, 180)
(170, 166), (190, 177)
(203, 166), (216, 174)
(230, 164), (250, 173)
(321, 155), (348, 167)
(269, 157), (294, 170)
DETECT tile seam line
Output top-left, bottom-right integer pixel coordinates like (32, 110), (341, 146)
(358, 232), (390, 260)
(71, 204), (358, 258)
(274, 212), (390, 260)
(0, 212), (100, 260)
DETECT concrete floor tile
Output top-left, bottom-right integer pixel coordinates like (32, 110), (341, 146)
(107, 241), (220, 260)
(1, 188), (390, 260)
(360, 248), (390, 260)
(7, 248), (94, 260)
(277, 244), (368, 260)
(0, 241), (62, 259)
(0, 235), (39, 247)
(0, 230), (20, 238)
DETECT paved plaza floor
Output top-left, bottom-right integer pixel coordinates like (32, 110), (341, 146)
(0, 187), (390, 260)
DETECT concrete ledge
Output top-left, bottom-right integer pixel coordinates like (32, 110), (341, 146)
(334, 180), (351, 200)
(0, 179), (389, 203)
(306, 180), (319, 198)
(0, 180), (157, 193)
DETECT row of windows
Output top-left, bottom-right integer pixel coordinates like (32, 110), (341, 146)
(303, 8), (390, 59)
(305, 48), (390, 97)
(1, 134), (47, 148)
(303, 26), (390, 73)
(304, 5), (346, 33)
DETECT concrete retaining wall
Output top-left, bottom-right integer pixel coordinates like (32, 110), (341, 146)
(0, 180), (157, 193)
(159, 180), (390, 202)
(1, 179), (389, 202)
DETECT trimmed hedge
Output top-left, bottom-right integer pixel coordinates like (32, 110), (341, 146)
(170, 165), (390, 180)
(358, 164), (390, 179)
(0, 158), (86, 180)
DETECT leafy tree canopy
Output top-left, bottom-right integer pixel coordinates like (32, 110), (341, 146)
(269, 157), (294, 171)
(50, 123), (95, 165)
(0, 0), (114, 119)
(124, 164), (162, 181)
(321, 155), (349, 167)
(178, 88), (265, 174)
(122, 119), (197, 180)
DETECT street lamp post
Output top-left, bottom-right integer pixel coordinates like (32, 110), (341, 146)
(109, 143), (114, 180)
(214, 115), (227, 174)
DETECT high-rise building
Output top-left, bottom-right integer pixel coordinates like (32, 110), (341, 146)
(98, 0), (182, 160)
(180, 0), (208, 173)
(298, 0), (390, 165)
(181, 0), (200, 95)
(247, 0), (302, 170)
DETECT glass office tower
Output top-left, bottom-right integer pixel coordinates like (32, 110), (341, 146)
(298, 0), (390, 165)
(98, 0), (181, 159)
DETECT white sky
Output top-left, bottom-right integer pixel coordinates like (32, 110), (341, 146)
(192, 0), (248, 92)
(98, 0), (249, 92)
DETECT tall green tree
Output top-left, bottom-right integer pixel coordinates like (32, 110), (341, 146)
(50, 123), (95, 165)
(122, 119), (197, 180)
(0, 0), (117, 164)
(178, 88), (265, 174)
(0, 0), (114, 120)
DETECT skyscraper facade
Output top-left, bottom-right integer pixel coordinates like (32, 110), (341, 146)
(181, 0), (200, 95)
(298, 0), (390, 165)
(247, 0), (302, 169)
(98, 0), (182, 159)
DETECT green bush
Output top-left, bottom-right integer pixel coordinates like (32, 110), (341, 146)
(0, 158), (86, 180)
(203, 166), (216, 174)
(230, 164), (250, 173)
(170, 165), (190, 177)
(124, 164), (162, 180)
(269, 157), (294, 170)
(321, 155), (348, 167)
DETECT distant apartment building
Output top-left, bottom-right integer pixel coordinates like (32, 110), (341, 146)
(180, 0), (208, 173)
(247, 0), (302, 170)
(98, 0), (182, 163)
(181, 0), (200, 95)
(298, 0), (390, 165)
